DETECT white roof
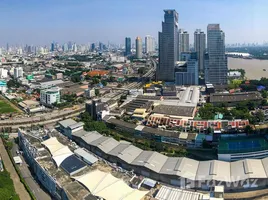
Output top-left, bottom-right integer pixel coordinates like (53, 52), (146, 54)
(231, 159), (267, 182)
(155, 185), (203, 200)
(13, 156), (22, 164)
(74, 148), (98, 164)
(195, 160), (231, 182)
(41, 137), (65, 154)
(41, 137), (73, 167)
(74, 170), (148, 200)
(179, 132), (188, 140)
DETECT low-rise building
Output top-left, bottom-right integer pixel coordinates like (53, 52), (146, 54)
(210, 92), (262, 106)
(40, 87), (60, 107)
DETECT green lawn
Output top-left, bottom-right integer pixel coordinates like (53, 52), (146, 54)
(0, 100), (17, 114)
(0, 170), (19, 200)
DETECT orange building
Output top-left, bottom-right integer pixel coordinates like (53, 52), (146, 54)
(85, 70), (109, 77)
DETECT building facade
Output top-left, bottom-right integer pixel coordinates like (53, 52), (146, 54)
(135, 37), (142, 59)
(157, 9), (179, 82)
(14, 67), (23, 79)
(40, 87), (61, 106)
(175, 60), (198, 85)
(205, 24), (228, 85)
(145, 35), (155, 54)
(194, 29), (206, 72)
(178, 29), (189, 61)
(125, 37), (131, 56)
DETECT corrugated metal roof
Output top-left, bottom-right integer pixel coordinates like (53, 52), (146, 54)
(74, 148), (98, 164)
(155, 185), (202, 200)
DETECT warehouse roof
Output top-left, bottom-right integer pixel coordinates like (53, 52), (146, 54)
(107, 118), (137, 129)
(210, 92), (262, 103)
(81, 132), (102, 144)
(74, 170), (148, 200)
(231, 159), (267, 181)
(60, 155), (87, 175)
(90, 137), (120, 153)
(195, 160), (231, 182)
(58, 119), (77, 129)
(107, 142), (131, 157)
(117, 145), (143, 164)
(41, 137), (73, 167)
(131, 151), (168, 173)
(155, 185), (203, 200)
(142, 127), (180, 138)
(152, 105), (195, 117)
(74, 148), (98, 165)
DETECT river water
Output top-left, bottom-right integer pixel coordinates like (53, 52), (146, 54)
(228, 57), (268, 80)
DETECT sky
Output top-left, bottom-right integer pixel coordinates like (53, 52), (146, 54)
(0, 0), (268, 46)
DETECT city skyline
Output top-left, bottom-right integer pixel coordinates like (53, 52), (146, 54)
(1, 0), (268, 46)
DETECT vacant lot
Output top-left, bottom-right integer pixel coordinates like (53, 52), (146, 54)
(0, 100), (17, 114)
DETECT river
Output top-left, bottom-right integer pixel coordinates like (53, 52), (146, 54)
(228, 57), (268, 80)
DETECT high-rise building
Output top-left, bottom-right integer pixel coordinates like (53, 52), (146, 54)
(178, 29), (189, 60)
(125, 37), (131, 56)
(99, 42), (103, 51)
(50, 42), (55, 52)
(205, 24), (227, 85)
(14, 67), (23, 79)
(0, 48), (2, 55)
(175, 52), (198, 85)
(91, 43), (95, 51)
(135, 37), (142, 59)
(194, 29), (206, 72)
(157, 9), (179, 82)
(85, 99), (108, 121)
(145, 35), (155, 54)
(73, 43), (77, 52)
(63, 43), (68, 52)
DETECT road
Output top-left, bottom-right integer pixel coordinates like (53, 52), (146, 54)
(11, 141), (51, 200)
(0, 139), (31, 200)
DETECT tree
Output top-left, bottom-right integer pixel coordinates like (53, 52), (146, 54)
(138, 67), (145, 75)
(261, 90), (268, 98)
(95, 89), (100, 96)
(71, 75), (81, 83)
(101, 80), (107, 86)
(92, 77), (100, 84)
(7, 79), (20, 88)
(245, 125), (253, 134)
(255, 110), (264, 122)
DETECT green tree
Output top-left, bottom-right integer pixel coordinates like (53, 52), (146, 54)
(245, 125), (253, 134)
(95, 89), (100, 96)
(138, 67), (145, 75)
(101, 80), (107, 86)
(255, 110), (264, 122)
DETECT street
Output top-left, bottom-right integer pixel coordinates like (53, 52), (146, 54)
(0, 139), (31, 200)
(11, 141), (51, 200)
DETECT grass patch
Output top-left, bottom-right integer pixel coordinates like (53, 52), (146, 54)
(0, 170), (20, 200)
(0, 100), (17, 113)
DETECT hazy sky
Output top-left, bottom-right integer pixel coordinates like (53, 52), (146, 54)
(1, 0), (268, 46)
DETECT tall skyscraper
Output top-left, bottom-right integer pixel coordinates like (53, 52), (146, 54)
(91, 43), (95, 51)
(125, 37), (131, 56)
(205, 24), (227, 85)
(157, 9), (179, 82)
(50, 42), (55, 52)
(135, 37), (142, 59)
(194, 29), (206, 72)
(145, 35), (155, 54)
(178, 29), (189, 60)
